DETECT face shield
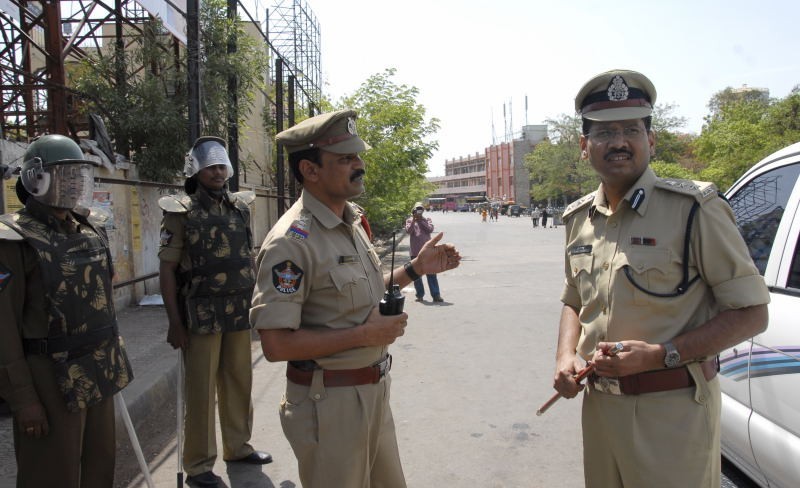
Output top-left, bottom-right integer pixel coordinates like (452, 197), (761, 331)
(21, 158), (98, 209)
(184, 137), (234, 179)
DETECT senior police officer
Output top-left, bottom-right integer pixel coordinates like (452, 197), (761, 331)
(0, 134), (133, 487)
(550, 70), (769, 487)
(251, 109), (461, 487)
(158, 137), (271, 488)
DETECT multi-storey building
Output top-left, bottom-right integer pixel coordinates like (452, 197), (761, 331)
(427, 124), (547, 209)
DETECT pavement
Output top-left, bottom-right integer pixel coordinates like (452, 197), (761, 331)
(0, 234), (401, 488)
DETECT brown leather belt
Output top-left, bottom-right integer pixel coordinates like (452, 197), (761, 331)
(589, 360), (717, 395)
(286, 355), (392, 387)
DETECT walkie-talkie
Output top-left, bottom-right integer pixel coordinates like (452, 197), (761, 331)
(379, 232), (405, 315)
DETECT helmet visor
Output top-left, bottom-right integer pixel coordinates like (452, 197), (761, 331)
(35, 162), (96, 209)
(185, 139), (233, 179)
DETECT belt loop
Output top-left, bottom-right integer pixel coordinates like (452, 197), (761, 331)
(687, 362), (710, 405)
(308, 368), (327, 402)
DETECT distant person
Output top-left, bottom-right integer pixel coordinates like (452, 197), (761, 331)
(481, 208), (488, 222)
(159, 136), (271, 488)
(540, 208), (549, 228)
(531, 207), (540, 228)
(0, 134), (133, 487)
(405, 203), (444, 302)
(550, 68), (769, 488)
(251, 109), (461, 487)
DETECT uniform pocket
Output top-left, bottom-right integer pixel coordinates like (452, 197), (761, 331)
(568, 253), (594, 304)
(618, 248), (678, 304)
(329, 265), (372, 314)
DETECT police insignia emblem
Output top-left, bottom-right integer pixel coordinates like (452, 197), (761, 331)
(273, 260), (304, 294)
(160, 229), (173, 246)
(0, 264), (12, 292)
(347, 117), (356, 134)
(607, 75), (629, 102)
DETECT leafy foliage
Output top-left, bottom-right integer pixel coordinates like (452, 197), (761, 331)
(338, 69), (440, 237)
(71, 2), (268, 182)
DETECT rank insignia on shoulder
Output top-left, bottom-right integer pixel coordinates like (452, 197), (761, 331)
(273, 260), (304, 294)
(338, 255), (361, 264)
(286, 212), (311, 240)
(0, 264), (12, 292)
(569, 245), (593, 255)
(160, 229), (173, 247)
(630, 237), (657, 246)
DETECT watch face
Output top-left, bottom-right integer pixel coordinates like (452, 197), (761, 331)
(665, 350), (681, 368)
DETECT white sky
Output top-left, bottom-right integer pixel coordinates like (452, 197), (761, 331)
(259, 0), (800, 176)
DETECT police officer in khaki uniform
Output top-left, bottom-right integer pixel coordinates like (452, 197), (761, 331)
(551, 70), (770, 488)
(159, 137), (271, 488)
(0, 134), (133, 487)
(251, 109), (461, 487)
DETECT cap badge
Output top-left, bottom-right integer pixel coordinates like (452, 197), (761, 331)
(347, 117), (356, 135)
(607, 75), (630, 102)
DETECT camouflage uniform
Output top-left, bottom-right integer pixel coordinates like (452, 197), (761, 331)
(0, 197), (132, 488)
(158, 185), (257, 476)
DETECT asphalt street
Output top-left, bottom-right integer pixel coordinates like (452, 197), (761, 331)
(1, 210), (757, 487)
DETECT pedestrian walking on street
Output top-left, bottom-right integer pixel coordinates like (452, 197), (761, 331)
(540, 208), (549, 228)
(251, 109), (461, 488)
(550, 69), (769, 488)
(158, 136), (271, 488)
(405, 202), (444, 302)
(0, 134), (133, 488)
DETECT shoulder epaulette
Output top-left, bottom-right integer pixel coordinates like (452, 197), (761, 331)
(158, 194), (192, 213)
(655, 178), (718, 204)
(231, 190), (256, 206)
(562, 192), (596, 220)
(0, 217), (23, 241)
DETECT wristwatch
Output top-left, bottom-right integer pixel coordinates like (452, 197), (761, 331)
(663, 341), (681, 368)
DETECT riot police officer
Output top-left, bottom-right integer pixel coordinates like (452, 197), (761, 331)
(158, 136), (271, 488)
(0, 134), (133, 487)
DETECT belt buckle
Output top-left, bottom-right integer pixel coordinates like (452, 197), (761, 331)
(592, 375), (623, 395)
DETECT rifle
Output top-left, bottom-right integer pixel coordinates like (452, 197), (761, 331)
(536, 342), (623, 416)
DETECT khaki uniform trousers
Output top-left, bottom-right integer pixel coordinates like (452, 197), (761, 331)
(280, 372), (406, 488)
(13, 354), (115, 488)
(183, 329), (254, 475)
(582, 371), (721, 488)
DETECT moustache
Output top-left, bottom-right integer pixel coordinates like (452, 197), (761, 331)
(604, 150), (633, 160)
(350, 169), (366, 182)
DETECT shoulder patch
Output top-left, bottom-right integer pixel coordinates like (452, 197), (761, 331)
(562, 192), (596, 220)
(273, 260), (304, 294)
(0, 263), (12, 292)
(158, 194), (191, 213)
(655, 178), (718, 204)
(0, 220), (23, 241)
(231, 190), (256, 206)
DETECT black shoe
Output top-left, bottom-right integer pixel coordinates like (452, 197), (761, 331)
(415, 296), (424, 302)
(432, 296), (444, 302)
(186, 471), (222, 488)
(226, 450), (273, 465)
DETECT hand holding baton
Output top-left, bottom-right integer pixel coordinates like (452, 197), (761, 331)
(536, 342), (623, 416)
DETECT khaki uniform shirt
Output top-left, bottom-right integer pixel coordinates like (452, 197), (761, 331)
(560, 167), (770, 361)
(251, 190), (385, 369)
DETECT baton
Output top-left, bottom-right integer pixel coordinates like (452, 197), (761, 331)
(536, 342), (623, 416)
(177, 352), (184, 488)
(114, 393), (155, 488)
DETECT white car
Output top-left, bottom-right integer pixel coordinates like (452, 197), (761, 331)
(720, 141), (800, 488)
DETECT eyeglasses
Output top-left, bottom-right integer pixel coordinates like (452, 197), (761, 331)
(587, 126), (645, 143)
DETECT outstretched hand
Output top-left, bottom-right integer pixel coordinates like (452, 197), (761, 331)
(415, 232), (461, 275)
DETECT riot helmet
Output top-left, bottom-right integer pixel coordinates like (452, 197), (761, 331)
(183, 136), (233, 179)
(19, 134), (99, 209)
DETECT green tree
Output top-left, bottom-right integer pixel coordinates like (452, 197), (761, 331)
(72, 2), (268, 182)
(338, 69), (440, 237)
(525, 114), (596, 206)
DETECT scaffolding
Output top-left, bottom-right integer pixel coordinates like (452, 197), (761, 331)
(267, 0), (321, 114)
